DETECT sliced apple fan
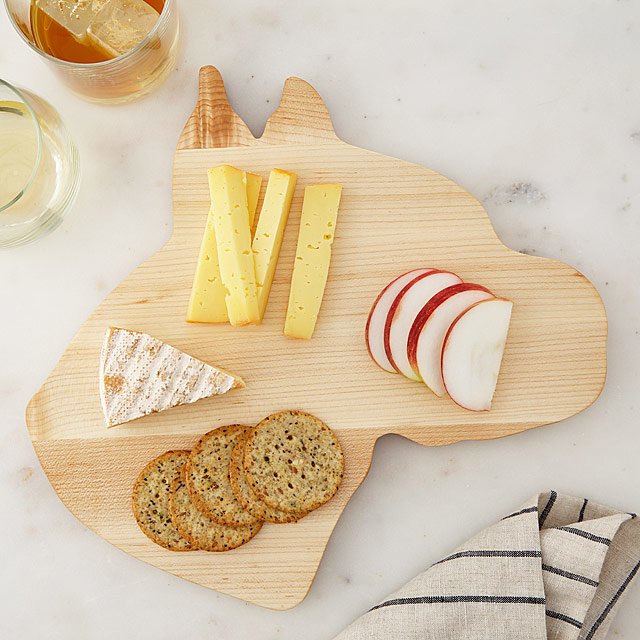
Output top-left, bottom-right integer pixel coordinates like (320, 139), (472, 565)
(366, 270), (512, 411)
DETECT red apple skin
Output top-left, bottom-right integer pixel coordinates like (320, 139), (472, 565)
(382, 270), (444, 372)
(406, 283), (493, 374)
(365, 269), (435, 370)
(440, 297), (511, 412)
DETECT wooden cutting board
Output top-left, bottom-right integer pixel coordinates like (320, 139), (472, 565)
(26, 66), (607, 610)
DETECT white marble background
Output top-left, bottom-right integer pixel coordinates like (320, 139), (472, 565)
(1, 1), (639, 638)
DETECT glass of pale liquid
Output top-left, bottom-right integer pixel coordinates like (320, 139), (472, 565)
(4, 0), (179, 103)
(0, 80), (80, 247)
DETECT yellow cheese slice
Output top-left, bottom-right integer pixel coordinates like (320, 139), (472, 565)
(208, 165), (261, 326)
(246, 172), (262, 231)
(252, 169), (298, 319)
(186, 171), (262, 324)
(284, 184), (342, 339)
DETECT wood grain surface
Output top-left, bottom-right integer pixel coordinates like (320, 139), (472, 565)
(26, 66), (607, 609)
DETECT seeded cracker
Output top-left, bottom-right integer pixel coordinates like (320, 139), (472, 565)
(229, 430), (305, 524)
(132, 450), (192, 551)
(170, 470), (261, 551)
(243, 411), (344, 514)
(185, 425), (261, 527)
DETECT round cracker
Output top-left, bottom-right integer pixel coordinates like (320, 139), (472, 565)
(229, 430), (305, 524)
(132, 450), (193, 551)
(243, 411), (344, 515)
(170, 471), (261, 551)
(185, 425), (261, 527)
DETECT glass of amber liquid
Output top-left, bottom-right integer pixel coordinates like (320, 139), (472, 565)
(0, 79), (80, 247)
(4, 0), (179, 103)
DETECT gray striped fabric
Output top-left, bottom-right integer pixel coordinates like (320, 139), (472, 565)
(334, 492), (640, 640)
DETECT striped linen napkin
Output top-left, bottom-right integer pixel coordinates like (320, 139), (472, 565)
(335, 491), (640, 640)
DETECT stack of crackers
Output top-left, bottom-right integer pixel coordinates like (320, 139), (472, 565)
(132, 410), (344, 552)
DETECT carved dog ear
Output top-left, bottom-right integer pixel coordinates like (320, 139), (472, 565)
(261, 77), (338, 145)
(177, 66), (256, 150)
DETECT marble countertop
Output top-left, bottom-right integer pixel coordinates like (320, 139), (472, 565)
(1, 1), (639, 638)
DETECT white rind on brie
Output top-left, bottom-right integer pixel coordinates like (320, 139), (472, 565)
(99, 327), (244, 428)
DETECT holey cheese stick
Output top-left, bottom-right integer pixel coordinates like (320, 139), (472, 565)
(252, 169), (298, 320)
(187, 170), (261, 324)
(284, 184), (342, 339)
(208, 165), (261, 326)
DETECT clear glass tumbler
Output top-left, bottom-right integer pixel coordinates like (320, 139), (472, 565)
(3, 0), (180, 104)
(0, 80), (80, 247)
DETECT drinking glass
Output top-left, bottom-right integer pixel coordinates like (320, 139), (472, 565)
(0, 80), (80, 247)
(3, 0), (180, 104)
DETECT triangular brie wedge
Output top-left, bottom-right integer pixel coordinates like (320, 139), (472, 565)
(99, 327), (244, 428)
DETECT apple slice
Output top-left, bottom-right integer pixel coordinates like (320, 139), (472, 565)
(385, 270), (462, 380)
(441, 298), (513, 411)
(408, 284), (494, 395)
(365, 268), (435, 372)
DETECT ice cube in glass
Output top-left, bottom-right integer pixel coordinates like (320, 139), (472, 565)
(87, 0), (160, 57)
(34, 0), (108, 40)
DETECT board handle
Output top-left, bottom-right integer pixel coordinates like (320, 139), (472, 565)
(177, 66), (257, 150)
(177, 67), (339, 149)
(261, 76), (339, 145)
